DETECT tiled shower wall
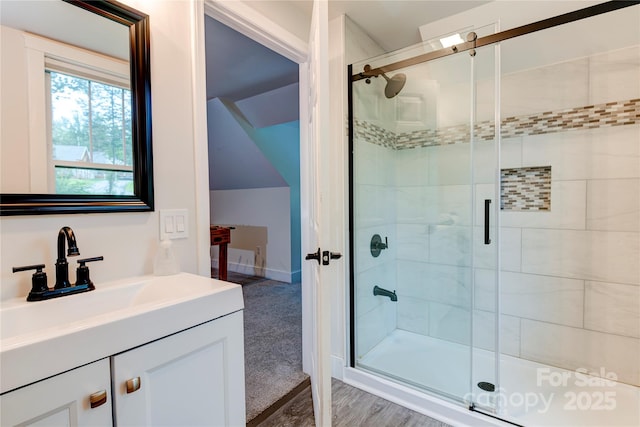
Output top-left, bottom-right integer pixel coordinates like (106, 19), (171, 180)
(354, 45), (640, 386)
(353, 81), (398, 358)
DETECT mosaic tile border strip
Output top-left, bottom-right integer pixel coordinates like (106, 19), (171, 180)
(501, 166), (551, 211)
(356, 98), (640, 150)
(501, 99), (640, 139)
(353, 119), (396, 149)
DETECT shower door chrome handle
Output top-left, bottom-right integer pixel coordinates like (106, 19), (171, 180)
(484, 199), (491, 245)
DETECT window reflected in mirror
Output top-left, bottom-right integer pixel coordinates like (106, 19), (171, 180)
(49, 71), (133, 195)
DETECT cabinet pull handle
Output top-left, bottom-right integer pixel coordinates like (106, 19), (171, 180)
(89, 390), (108, 408)
(126, 377), (141, 394)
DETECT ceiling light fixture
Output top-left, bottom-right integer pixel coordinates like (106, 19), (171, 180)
(440, 33), (464, 48)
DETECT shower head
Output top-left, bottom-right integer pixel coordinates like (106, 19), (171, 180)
(362, 64), (407, 98)
(382, 72), (406, 99)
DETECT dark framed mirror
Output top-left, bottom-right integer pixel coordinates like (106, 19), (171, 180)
(0, 0), (153, 215)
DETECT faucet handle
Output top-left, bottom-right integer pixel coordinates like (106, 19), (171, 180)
(13, 264), (49, 297)
(76, 256), (104, 289)
(77, 256), (104, 265)
(12, 263), (46, 273)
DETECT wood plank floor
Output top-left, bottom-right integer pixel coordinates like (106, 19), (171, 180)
(257, 379), (451, 427)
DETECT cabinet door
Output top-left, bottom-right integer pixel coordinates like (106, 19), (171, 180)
(112, 311), (245, 426)
(0, 358), (112, 426)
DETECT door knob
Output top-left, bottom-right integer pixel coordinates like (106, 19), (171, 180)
(322, 251), (342, 265)
(306, 248), (341, 265)
(305, 248), (321, 264)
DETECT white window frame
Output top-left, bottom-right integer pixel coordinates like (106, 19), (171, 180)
(24, 32), (129, 193)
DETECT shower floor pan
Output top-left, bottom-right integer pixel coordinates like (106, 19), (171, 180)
(358, 329), (639, 426)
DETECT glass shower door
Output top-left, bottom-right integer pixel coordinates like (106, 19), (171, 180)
(351, 32), (499, 406)
(468, 38), (500, 415)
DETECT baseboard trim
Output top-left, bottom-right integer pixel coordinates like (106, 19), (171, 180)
(331, 355), (344, 380)
(246, 376), (311, 427)
(211, 259), (295, 283)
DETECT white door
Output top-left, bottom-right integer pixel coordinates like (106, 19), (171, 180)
(300, 0), (332, 426)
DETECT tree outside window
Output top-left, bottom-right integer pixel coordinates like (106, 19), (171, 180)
(49, 71), (133, 195)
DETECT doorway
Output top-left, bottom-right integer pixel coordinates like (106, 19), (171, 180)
(203, 14), (306, 424)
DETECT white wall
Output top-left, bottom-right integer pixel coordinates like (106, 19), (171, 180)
(242, 0), (310, 42)
(210, 187), (294, 282)
(1, 0), (202, 301)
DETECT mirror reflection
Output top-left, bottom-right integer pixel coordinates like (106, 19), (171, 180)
(1, 0), (132, 196)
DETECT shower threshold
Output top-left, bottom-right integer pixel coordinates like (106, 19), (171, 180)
(357, 330), (639, 426)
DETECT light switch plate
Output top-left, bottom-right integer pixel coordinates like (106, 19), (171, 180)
(160, 209), (189, 240)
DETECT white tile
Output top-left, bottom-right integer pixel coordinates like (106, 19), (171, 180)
(423, 185), (473, 226)
(521, 229), (640, 285)
(475, 271), (584, 328)
(521, 320), (640, 387)
(397, 297), (430, 336)
(474, 268), (497, 310)
(428, 225), (473, 267)
(355, 140), (395, 187)
(588, 45), (640, 105)
(437, 78), (472, 129)
(397, 261), (472, 308)
(500, 180), (587, 230)
(476, 74), (496, 125)
(429, 302), (471, 346)
(501, 58), (589, 118)
(585, 281), (640, 339)
(354, 139), (377, 185)
(396, 260), (430, 300)
(474, 138), (523, 185)
(397, 185), (473, 226)
(395, 146), (429, 187)
(501, 137), (524, 169)
(474, 226), (522, 272)
(355, 184), (395, 228)
(587, 179), (640, 232)
(394, 81), (438, 134)
(396, 223), (429, 262)
(396, 186), (425, 223)
(522, 125), (640, 181)
(473, 311), (521, 357)
(472, 141), (499, 185)
(427, 143), (472, 186)
(356, 300), (397, 358)
(353, 84), (383, 123)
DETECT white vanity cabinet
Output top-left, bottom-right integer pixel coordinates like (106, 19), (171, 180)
(1, 273), (245, 426)
(112, 311), (245, 426)
(1, 311), (245, 427)
(0, 358), (113, 426)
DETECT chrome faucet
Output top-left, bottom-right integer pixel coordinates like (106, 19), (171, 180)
(55, 226), (80, 289)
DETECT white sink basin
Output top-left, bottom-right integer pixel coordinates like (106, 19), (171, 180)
(0, 273), (243, 394)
